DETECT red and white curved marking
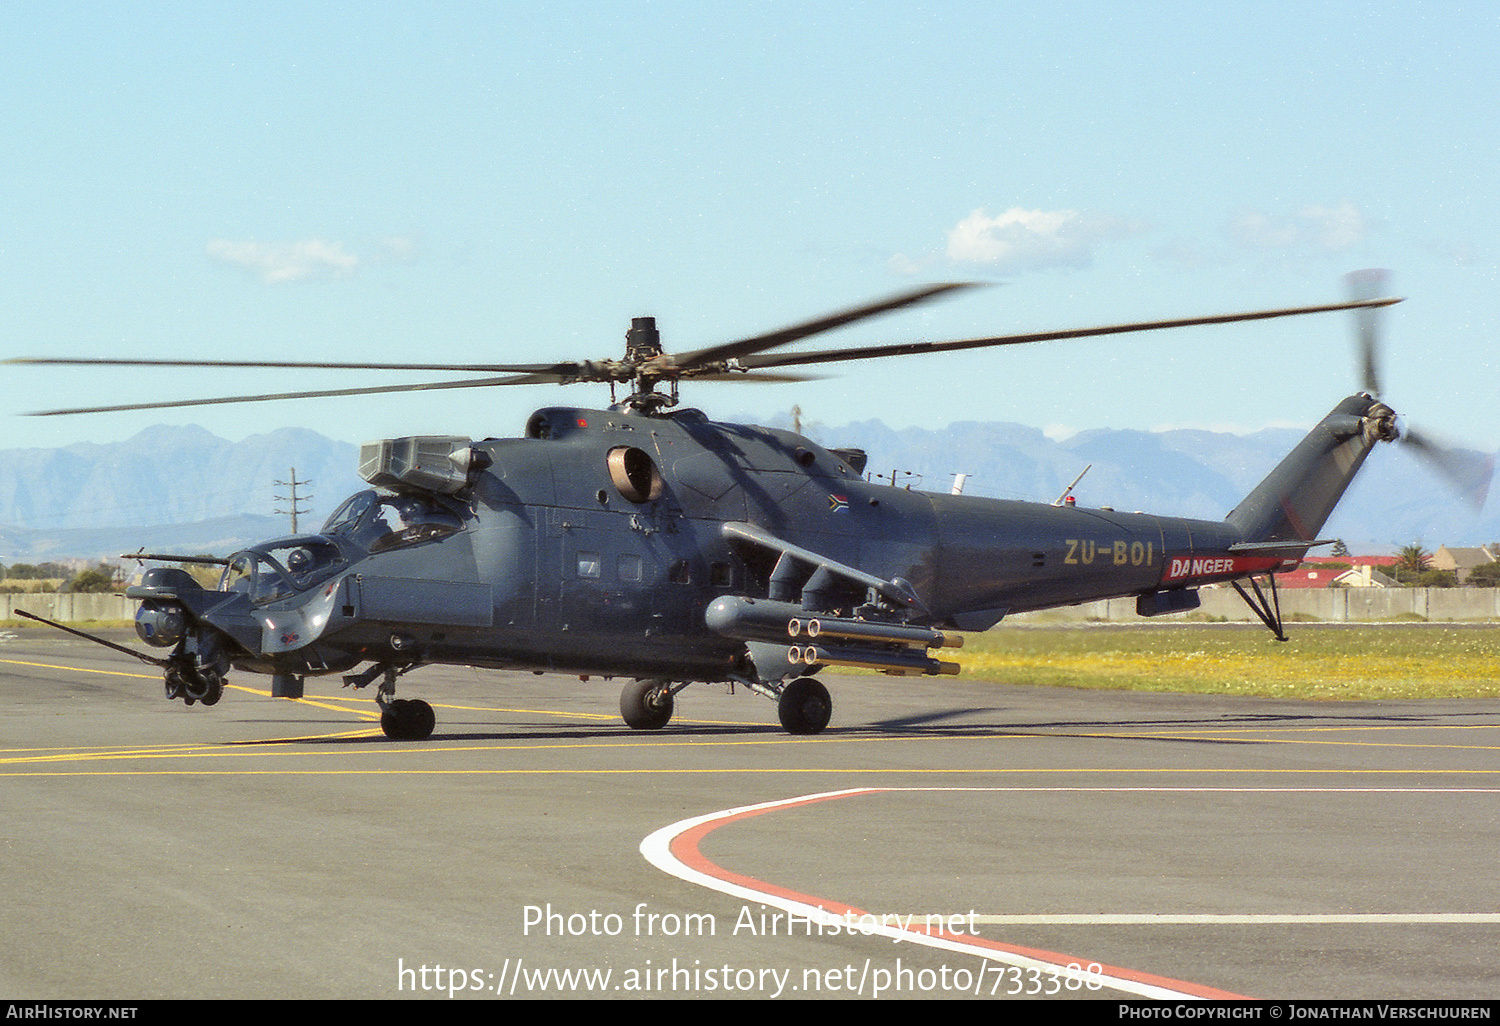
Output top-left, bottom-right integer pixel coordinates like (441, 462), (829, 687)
(640, 786), (1245, 1000)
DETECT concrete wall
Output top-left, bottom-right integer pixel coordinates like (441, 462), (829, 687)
(1009, 587), (1500, 623)
(2, 593), (136, 623)
(4, 588), (1499, 626)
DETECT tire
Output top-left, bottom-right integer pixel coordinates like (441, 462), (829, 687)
(381, 698), (435, 741)
(778, 677), (832, 735)
(620, 679), (674, 730)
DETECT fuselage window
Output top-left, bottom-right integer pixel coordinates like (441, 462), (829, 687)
(618, 554), (643, 583)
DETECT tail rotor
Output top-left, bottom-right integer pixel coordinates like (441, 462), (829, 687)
(1344, 269), (1493, 510)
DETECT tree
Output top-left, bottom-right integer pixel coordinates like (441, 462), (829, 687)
(65, 564), (118, 593)
(1467, 561), (1500, 588)
(1330, 539), (1350, 558)
(1392, 543), (1434, 586)
(1395, 543), (1431, 572)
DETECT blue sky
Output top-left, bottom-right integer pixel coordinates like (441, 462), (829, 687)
(3, 2), (1496, 468)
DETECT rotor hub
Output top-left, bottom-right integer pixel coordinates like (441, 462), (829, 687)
(625, 317), (662, 363)
(1363, 401), (1400, 444)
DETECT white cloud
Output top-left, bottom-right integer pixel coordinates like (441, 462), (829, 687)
(945, 207), (1140, 272)
(206, 238), (360, 284)
(886, 252), (922, 276)
(373, 235), (421, 264)
(1227, 201), (1369, 254)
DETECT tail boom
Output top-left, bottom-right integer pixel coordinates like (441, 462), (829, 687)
(1226, 393), (1396, 546)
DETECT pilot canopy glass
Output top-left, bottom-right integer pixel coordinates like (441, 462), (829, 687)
(219, 540), (345, 605)
(322, 489), (464, 553)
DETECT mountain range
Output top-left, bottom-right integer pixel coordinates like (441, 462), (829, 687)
(0, 426), (363, 562)
(0, 417), (1492, 563)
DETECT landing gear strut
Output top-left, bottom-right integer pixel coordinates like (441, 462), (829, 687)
(346, 663), (435, 740)
(1232, 574), (1289, 642)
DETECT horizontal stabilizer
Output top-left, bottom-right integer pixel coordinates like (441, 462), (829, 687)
(1227, 539), (1336, 558)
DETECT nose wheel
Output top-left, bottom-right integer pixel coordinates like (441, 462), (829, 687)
(163, 660), (224, 707)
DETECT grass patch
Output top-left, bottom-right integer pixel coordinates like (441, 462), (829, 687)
(956, 624), (1500, 701)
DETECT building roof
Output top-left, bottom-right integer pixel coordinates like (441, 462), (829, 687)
(1277, 555), (1399, 589)
(1432, 545), (1498, 571)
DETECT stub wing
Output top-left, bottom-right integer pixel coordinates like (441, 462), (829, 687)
(720, 521), (927, 616)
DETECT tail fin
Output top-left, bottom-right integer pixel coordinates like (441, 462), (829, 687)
(1226, 393), (1396, 544)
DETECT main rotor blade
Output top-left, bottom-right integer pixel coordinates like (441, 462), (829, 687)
(24, 373), (566, 417)
(736, 297), (1403, 371)
(667, 282), (979, 371)
(6, 355), (579, 374)
(686, 370), (826, 383)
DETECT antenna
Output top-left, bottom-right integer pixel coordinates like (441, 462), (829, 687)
(1052, 465), (1091, 506)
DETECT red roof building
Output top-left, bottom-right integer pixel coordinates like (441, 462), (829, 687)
(1276, 555), (1400, 589)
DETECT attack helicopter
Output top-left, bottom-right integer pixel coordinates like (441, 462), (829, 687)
(12, 274), (1490, 738)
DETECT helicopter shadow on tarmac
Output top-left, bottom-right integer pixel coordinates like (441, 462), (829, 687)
(216, 695), (1494, 748)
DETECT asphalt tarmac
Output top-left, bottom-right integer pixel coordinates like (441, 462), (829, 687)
(1, 626), (1496, 1001)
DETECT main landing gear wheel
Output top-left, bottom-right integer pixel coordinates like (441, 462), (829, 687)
(778, 676), (831, 735)
(620, 679), (674, 730)
(381, 698), (435, 741)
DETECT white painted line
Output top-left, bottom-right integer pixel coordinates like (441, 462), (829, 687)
(640, 787), (1243, 1000)
(641, 785), (1498, 1000)
(967, 913), (1500, 925)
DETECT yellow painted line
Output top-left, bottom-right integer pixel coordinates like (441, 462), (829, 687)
(5, 765), (1500, 778)
(1066, 730), (1500, 752)
(0, 657), (158, 680)
(6, 722), (1500, 768)
(2, 654), (756, 727)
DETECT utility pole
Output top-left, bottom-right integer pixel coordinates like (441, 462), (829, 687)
(871, 469), (921, 490)
(274, 468), (312, 534)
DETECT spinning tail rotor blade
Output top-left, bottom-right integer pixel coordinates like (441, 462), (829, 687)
(1343, 269), (1493, 511)
(1345, 268), (1389, 397)
(1402, 426), (1495, 511)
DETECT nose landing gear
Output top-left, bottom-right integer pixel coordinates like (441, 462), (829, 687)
(163, 660), (224, 706)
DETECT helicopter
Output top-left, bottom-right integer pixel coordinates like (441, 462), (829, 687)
(11, 274), (1490, 739)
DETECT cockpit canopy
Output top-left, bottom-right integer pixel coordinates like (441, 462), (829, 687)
(219, 539), (345, 605)
(322, 489), (464, 553)
(218, 490), (466, 605)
